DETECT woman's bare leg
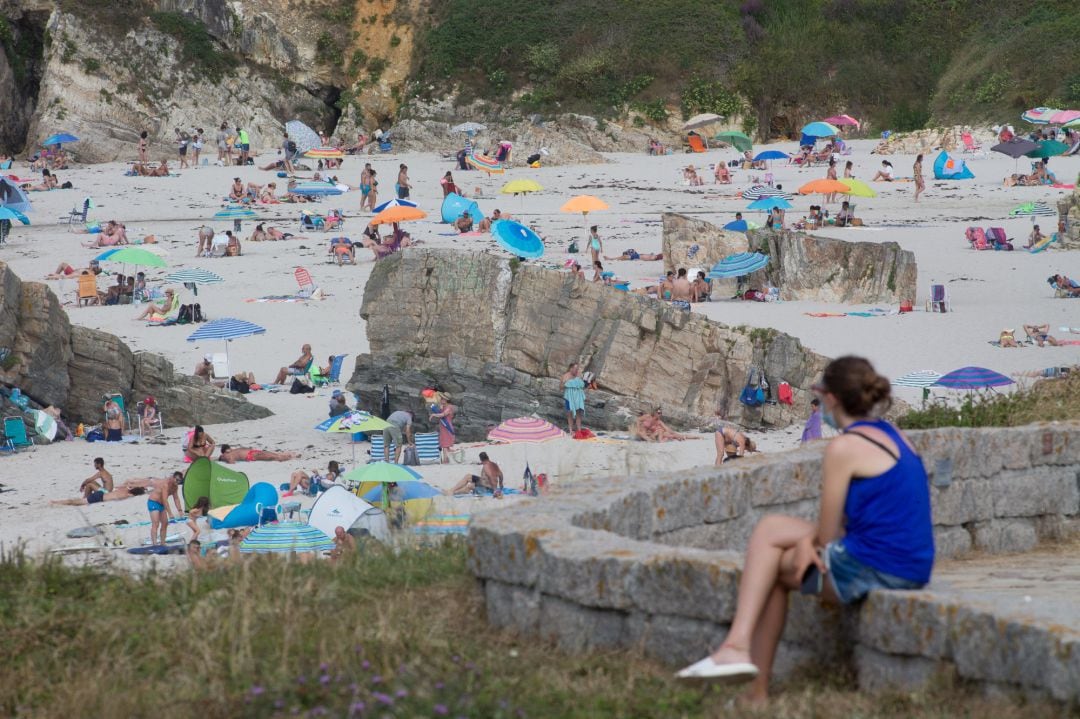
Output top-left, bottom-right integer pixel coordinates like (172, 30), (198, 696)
(714, 432), (726, 465)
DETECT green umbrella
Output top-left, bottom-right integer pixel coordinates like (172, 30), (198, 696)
(341, 462), (423, 485)
(94, 247), (168, 268)
(713, 131), (753, 153)
(1025, 140), (1069, 158)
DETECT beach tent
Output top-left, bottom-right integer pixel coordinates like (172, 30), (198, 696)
(307, 485), (390, 542)
(209, 482), (279, 529)
(933, 151), (974, 180)
(182, 457), (250, 510)
(440, 192), (483, 224)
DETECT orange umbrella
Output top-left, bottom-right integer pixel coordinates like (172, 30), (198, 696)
(798, 179), (848, 195)
(370, 205), (428, 225)
(560, 195), (609, 215)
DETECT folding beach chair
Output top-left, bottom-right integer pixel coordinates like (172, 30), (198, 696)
(3, 415), (35, 451)
(300, 212), (325, 231)
(311, 354), (347, 387)
(960, 132), (984, 157)
(368, 434), (397, 463)
(926, 284), (950, 313)
(415, 432), (441, 465)
(966, 227), (991, 251)
(295, 267), (316, 297)
(76, 272), (100, 306)
(986, 227), (1013, 251)
(210, 353), (230, 383)
(135, 400), (164, 437)
(61, 197), (93, 227)
(686, 134), (707, 153)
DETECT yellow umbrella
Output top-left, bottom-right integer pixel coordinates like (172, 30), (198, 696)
(370, 205), (428, 225)
(838, 178), (877, 198)
(500, 179), (543, 194)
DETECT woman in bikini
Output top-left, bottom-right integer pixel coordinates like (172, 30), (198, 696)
(913, 154), (925, 202)
(186, 424), (215, 461)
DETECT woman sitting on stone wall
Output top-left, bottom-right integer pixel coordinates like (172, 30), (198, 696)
(677, 356), (935, 702)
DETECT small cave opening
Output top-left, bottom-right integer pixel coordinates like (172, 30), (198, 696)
(0, 10), (48, 154)
(308, 83), (343, 138)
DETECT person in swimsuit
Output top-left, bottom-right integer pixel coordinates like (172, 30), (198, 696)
(186, 425), (215, 461)
(659, 271), (675, 300)
(448, 452), (505, 496)
(678, 356), (934, 700)
(218, 444), (300, 463)
(633, 409), (690, 442)
(587, 226), (603, 265)
(138, 130), (149, 164)
(714, 424), (755, 464)
(396, 164), (411, 199)
(52, 483), (147, 506)
(186, 496), (211, 542)
(147, 473), (183, 546)
(45, 261), (101, 280)
(562, 363), (586, 434)
(604, 249), (663, 261)
(913, 154), (925, 203)
(670, 268), (693, 311)
(330, 526), (357, 561)
(78, 457), (114, 499)
(1023, 323), (1059, 347)
(103, 398), (125, 441)
(134, 288), (176, 321)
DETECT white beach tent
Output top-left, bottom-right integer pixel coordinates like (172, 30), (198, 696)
(307, 485), (390, 543)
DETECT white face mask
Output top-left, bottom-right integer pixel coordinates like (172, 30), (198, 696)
(822, 410), (838, 430)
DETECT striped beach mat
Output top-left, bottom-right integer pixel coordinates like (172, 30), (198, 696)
(415, 432), (440, 464)
(412, 514), (470, 535)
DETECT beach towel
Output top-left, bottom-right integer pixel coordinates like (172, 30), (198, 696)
(411, 514), (470, 536)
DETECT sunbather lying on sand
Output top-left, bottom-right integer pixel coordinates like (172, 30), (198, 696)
(998, 328), (1018, 347)
(45, 261), (102, 279)
(604, 249), (663, 261)
(51, 482), (147, 506)
(1048, 274), (1080, 296)
(632, 409), (692, 441)
(218, 444), (300, 463)
(1023, 324), (1059, 346)
(24, 169), (59, 191)
(132, 159), (170, 177)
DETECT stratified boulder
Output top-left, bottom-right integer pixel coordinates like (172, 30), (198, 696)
(349, 250), (829, 440)
(67, 326), (134, 421)
(133, 353), (271, 426)
(662, 213), (749, 276)
(749, 229), (917, 304)
(3, 279), (72, 407)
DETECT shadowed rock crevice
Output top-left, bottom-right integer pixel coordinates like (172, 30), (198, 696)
(0, 6), (48, 154)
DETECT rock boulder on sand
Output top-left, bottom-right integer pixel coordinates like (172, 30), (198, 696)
(662, 213), (750, 276)
(348, 249), (829, 440)
(0, 261), (270, 427)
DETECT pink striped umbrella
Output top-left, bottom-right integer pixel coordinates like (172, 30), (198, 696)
(823, 114), (860, 129)
(487, 417), (565, 444)
(1049, 110), (1080, 125)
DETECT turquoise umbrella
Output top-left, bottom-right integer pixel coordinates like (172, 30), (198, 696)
(0, 207), (29, 224)
(491, 219), (544, 259)
(214, 204), (256, 232)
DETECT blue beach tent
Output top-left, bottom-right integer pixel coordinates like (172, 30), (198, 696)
(933, 151), (974, 180)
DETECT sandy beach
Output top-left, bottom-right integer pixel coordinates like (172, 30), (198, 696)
(2, 138), (1078, 560)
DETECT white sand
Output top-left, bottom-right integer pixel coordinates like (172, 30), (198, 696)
(2, 140), (1078, 561)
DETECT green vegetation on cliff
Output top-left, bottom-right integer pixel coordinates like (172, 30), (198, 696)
(415, 0), (1080, 135)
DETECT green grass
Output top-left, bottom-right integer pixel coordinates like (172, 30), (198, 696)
(900, 372), (1080, 430)
(149, 11), (235, 83)
(0, 542), (1066, 718)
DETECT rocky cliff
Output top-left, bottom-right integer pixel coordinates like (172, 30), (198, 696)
(347, 249), (829, 440)
(0, 261), (271, 430)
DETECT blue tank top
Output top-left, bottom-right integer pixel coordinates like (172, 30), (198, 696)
(841, 419), (935, 584)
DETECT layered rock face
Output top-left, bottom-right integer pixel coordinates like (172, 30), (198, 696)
(0, 262), (270, 428)
(1057, 187), (1080, 249)
(347, 250), (828, 440)
(661, 213), (749, 276)
(748, 229), (917, 303)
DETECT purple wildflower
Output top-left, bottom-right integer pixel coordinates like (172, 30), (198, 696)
(361, 660), (371, 670)
(349, 702), (366, 715)
(371, 675), (383, 685)
(372, 692), (394, 706)
(249, 685), (265, 697)
(395, 689), (408, 699)
(434, 705), (448, 716)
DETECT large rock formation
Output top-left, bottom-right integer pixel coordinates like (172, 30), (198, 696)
(347, 250), (828, 440)
(1057, 187), (1080, 249)
(748, 229), (917, 304)
(0, 261), (270, 428)
(661, 213), (749, 276)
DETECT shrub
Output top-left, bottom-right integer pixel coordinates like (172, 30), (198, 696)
(150, 12), (235, 82)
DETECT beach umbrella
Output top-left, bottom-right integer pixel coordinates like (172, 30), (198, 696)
(722, 219), (760, 232)
(1009, 201), (1056, 218)
(314, 411), (391, 434)
(487, 417), (565, 444)
(500, 179), (543, 195)
(891, 370), (942, 388)
(186, 318), (266, 378)
(798, 179), (849, 195)
(561, 194), (609, 238)
(41, 132), (78, 146)
(1066, 118), (1080, 129)
(370, 204), (427, 225)
(451, 122), (487, 133)
(1050, 110), (1080, 125)
(1025, 140), (1069, 158)
(747, 196), (792, 211)
(933, 366), (1014, 390)
(95, 247), (168, 268)
(303, 146), (344, 159)
(491, 219), (544, 259)
(682, 113), (723, 131)
(800, 121), (840, 138)
(30, 409), (57, 441)
(823, 114), (860, 129)
(163, 268), (223, 297)
(838, 178), (877, 198)
(239, 522), (335, 554)
(753, 150), (790, 162)
(362, 481), (441, 504)
(707, 252), (769, 279)
(214, 204), (257, 233)
(741, 185), (792, 200)
(0, 177), (32, 214)
(371, 198), (418, 213)
(1021, 107), (1059, 125)
(0, 206), (30, 224)
(289, 182), (344, 197)
(713, 131), (753, 152)
(285, 120), (321, 153)
(991, 139), (1038, 159)
(342, 462), (423, 485)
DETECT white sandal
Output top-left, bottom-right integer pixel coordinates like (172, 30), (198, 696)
(675, 656), (759, 683)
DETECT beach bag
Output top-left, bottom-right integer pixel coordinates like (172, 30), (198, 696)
(229, 377), (251, 394)
(85, 428), (105, 442)
(192, 303), (204, 322)
(402, 445), (419, 466)
(568, 240), (579, 254)
(777, 381), (793, 405)
(289, 377), (314, 394)
(176, 304), (193, 324)
(739, 367), (764, 407)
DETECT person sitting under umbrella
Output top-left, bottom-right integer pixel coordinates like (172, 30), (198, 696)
(218, 444), (300, 463)
(134, 288), (177, 321)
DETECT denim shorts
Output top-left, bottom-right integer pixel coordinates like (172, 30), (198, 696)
(819, 541), (924, 604)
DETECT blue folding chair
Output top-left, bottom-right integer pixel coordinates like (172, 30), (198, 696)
(3, 416), (35, 452)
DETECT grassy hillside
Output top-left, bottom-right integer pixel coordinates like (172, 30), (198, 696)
(413, 0), (1080, 136)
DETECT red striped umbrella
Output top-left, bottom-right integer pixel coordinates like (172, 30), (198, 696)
(487, 417), (565, 444)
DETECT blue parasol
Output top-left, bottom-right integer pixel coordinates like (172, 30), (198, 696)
(933, 366), (1014, 389)
(362, 481), (442, 503)
(0, 177), (32, 214)
(491, 219), (544, 259)
(753, 150), (790, 162)
(371, 198), (418, 213)
(747, 197), (792, 211)
(0, 207), (30, 224)
(41, 132), (79, 146)
(239, 522), (335, 554)
(801, 122), (840, 138)
(707, 252), (769, 279)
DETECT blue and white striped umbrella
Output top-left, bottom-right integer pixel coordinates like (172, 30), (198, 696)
(741, 185), (793, 201)
(707, 252), (769, 279)
(1008, 201), (1056, 218)
(290, 182), (343, 197)
(186, 318), (265, 342)
(164, 268), (224, 285)
(371, 198), (418, 213)
(213, 205), (256, 220)
(239, 522), (335, 554)
(891, 370), (942, 388)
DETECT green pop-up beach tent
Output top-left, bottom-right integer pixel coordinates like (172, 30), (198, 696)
(183, 457), (250, 510)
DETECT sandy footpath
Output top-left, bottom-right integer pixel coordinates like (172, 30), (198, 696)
(1, 138), (1077, 561)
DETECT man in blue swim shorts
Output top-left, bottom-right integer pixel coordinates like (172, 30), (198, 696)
(146, 473), (183, 546)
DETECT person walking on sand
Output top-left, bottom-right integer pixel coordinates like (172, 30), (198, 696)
(677, 356), (934, 701)
(175, 127), (190, 169)
(825, 158), (839, 204)
(801, 398), (823, 443)
(562, 362), (586, 435)
(429, 392), (456, 464)
(396, 164), (411, 199)
(913, 154), (925, 203)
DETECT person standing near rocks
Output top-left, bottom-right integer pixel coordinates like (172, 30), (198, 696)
(174, 128), (189, 169)
(562, 363), (586, 435)
(192, 127), (204, 167)
(588, 226), (603, 265)
(216, 122), (229, 165)
(429, 392), (456, 464)
(138, 130), (149, 165)
(236, 126), (250, 165)
(670, 268), (693, 310)
(801, 398), (823, 443)
(396, 164), (411, 199)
